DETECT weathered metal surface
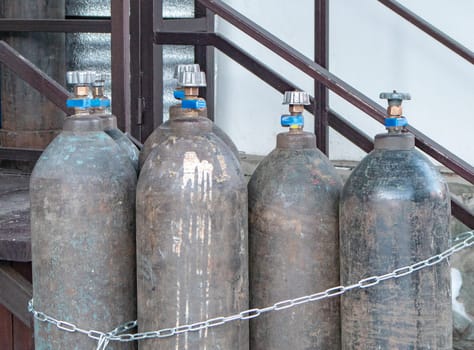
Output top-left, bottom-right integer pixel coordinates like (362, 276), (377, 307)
(0, 169), (30, 261)
(136, 115), (248, 350)
(30, 115), (136, 349)
(340, 132), (452, 349)
(0, 0), (65, 149)
(248, 130), (342, 349)
(139, 106), (239, 168)
(100, 114), (140, 173)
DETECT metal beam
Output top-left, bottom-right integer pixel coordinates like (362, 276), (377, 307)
(161, 17), (208, 32)
(0, 19), (111, 33)
(314, 0), (329, 155)
(111, 0), (131, 132)
(0, 41), (71, 113)
(451, 196), (474, 229)
(0, 263), (32, 328)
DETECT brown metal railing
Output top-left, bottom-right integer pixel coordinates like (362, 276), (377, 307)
(379, 0), (474, 65)
(195, 0), (473, 184)
(155, 0), (473, 227)
(155, 31), (473, 227)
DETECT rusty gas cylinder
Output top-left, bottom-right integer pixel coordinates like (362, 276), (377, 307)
(248, 91), (343, 349)
(30, 100), (137, 349)
(136, 72), (248, 350)
(340, 91), (452, 349)
(139, 66), (239, 168)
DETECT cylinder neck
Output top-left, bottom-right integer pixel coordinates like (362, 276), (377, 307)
(277, 131), (316, 149)
(63, 115), (103, 132)
(169, 116), (212, 135)
(374, 132), (415, 150)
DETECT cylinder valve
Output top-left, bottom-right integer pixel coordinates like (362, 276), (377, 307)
(66, 70), (96, 114)
(173, 64), (201, 100)
(380, 90), (410, 133)
(178, 71), (207, 110)
(281, 91), (310, 131)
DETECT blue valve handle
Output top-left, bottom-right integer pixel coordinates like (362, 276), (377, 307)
(182, 99), (207, 110)
(281, 114), (304, 128)
(66, 98), (91, 108)
(173, 90), (185, 99)
(90, 98), (111, 108)
(385, 117), (408, 127)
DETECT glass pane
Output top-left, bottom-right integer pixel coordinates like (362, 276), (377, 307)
(66, 0), (110, 17)
(163, 0), (194, 18)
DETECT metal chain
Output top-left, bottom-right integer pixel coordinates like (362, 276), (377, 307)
(27, 299), (137, 349)
(29, 229), (474, 347)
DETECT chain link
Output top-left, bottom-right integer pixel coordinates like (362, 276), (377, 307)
(29, 229), (474, 347)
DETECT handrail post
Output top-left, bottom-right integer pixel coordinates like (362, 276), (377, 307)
(111, 0), (132, 133)
(314, 0), (329, 155)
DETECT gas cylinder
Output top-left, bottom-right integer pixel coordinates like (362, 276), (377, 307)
(139, 64), (239, 168)
(136, 71), (248, 350)
(248, 91), (343, 349)
(340, 91), (452, 349)
(30, 92), (137, 349)
(89, 73), (140, 173)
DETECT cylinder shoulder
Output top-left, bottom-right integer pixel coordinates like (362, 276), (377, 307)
(138, 131), (245, 192)
(249, 147), (342, 201)
(31, 131), (136, 182)
(342, 149), (449, 202)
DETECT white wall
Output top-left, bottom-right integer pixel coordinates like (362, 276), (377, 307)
(214, 0), (474, 165)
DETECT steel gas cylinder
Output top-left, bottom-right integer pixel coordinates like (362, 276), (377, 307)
(139, 65), (239, 168)
(89, 73), (140, 173)
(340, 91), (452, 349)
(136, 71), (248, 350)
(248, 91), (343, 349)
(30, 96), (137, 349)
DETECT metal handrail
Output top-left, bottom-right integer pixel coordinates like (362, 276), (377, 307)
(378, 0), (474, 64)
(155, 31), (473, 228)
(196, 0), (473, 185)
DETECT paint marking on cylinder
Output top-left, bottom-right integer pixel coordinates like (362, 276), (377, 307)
(182, 152), (213, 202)
(216, 155), (230, 183)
